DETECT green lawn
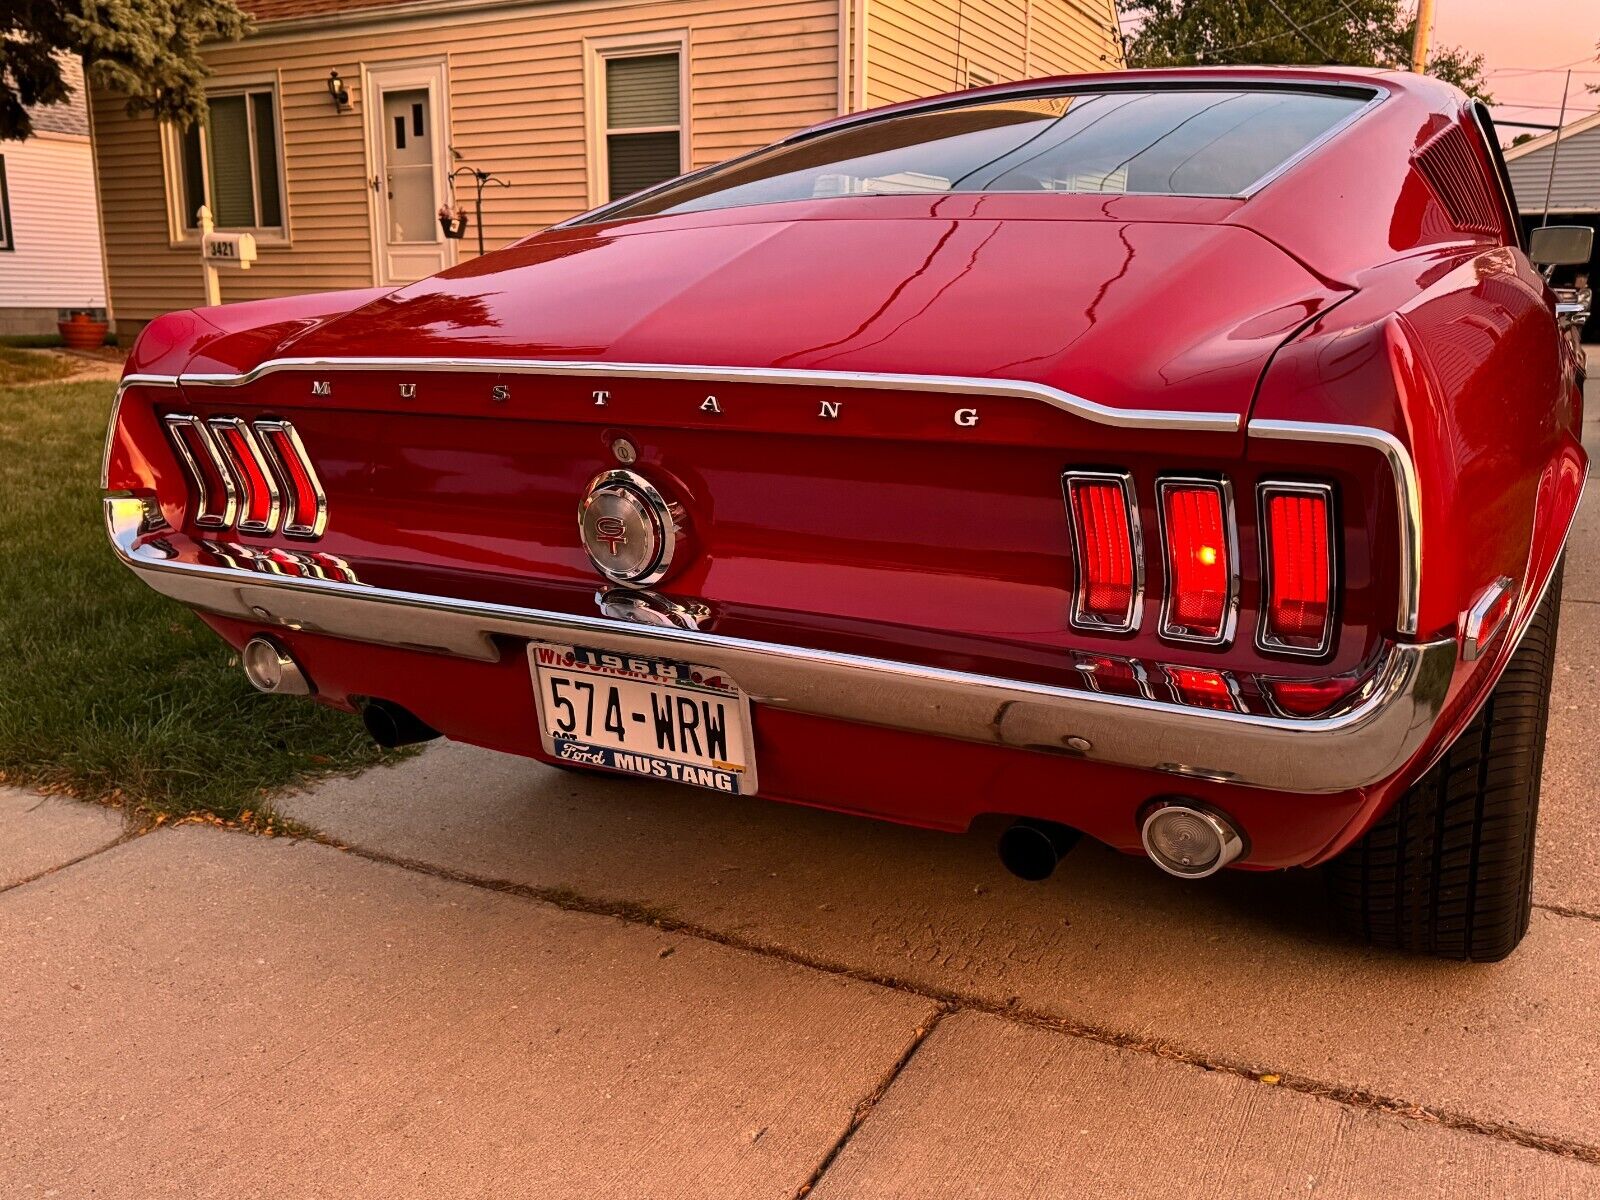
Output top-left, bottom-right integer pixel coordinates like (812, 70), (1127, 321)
(0, 346), (77, 387)
(0, 380), (402, 826)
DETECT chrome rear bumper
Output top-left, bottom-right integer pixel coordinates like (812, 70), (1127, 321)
(107, 497), (1456, 795)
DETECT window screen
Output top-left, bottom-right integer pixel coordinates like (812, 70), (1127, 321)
(604, 53), (682, 202)
(589, 86), (1371, 222)
(179, 87), (285, 231)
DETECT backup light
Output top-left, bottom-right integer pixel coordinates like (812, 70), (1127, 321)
(1162, 665), (1240, 712)
(1064, 472), (1141, 632)
(1259, 483), (1335, 655)
(1158, 479), (1234, 644)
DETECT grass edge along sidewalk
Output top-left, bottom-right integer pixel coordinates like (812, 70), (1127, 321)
(0, 379), (406, 827)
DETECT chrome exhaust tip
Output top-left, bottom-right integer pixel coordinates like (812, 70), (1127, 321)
(1140, 801), (1244, 879)
(242, 636), (311, 696)
(997, 818), (1082, 881)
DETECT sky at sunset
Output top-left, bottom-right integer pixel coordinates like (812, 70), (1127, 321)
(1434, 0), (1600, 136)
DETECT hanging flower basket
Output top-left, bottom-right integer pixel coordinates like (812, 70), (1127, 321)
(438, 205), (469, 240)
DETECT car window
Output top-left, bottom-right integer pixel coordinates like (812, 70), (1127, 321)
(585, 87), (1372, 222)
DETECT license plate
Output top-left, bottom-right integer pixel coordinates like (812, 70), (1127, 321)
(528, 643), (757, 795)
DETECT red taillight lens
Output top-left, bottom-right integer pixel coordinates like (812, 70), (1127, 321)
(212, 419), (279, 533)
(1074, 653), (1150, 698)
(1065, 474), (1140, 630)
(1261, 674), (1360, 717)
(1159, 480), (1233, 643)
(257, 421), (326, 539)
(1260, 485), (1334, 654)
(163, 415), (236, 528)
(1163, 665), (1240, 712)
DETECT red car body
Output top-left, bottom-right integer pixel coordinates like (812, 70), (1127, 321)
(105, 67), (1585, 879)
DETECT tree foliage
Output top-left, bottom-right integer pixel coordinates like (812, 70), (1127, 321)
(1, 0), (250, 141)
(1121, 1), (1493, 103)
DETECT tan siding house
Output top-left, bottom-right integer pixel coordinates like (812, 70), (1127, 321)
(90, 0), (1122, 334)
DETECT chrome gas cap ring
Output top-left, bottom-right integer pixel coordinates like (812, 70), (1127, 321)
(578, 468), (684, 588)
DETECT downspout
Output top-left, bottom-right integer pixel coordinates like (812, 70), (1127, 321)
(854, 0), (868, 112)
(83, 77), (117, 341)
(1024, 0), (1032, 76)
(838, 0), (850, 114)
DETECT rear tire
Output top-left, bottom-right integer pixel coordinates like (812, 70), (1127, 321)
(1328, 566), (1562, 962)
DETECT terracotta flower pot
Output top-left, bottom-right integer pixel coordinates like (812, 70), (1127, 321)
(59, 314), (109, 350)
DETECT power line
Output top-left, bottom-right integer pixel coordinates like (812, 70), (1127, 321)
(1261, 0), (1334, 60)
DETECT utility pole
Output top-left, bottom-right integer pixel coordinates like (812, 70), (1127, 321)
(1411, 0), (1437, 73)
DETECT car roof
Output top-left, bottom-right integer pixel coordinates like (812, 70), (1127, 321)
(786, 65), (1458, 145)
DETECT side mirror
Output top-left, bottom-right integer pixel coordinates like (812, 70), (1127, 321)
(1529, 225), (1594, 268)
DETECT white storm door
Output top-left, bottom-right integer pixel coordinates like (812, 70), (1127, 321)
(365, 61), (453, 285)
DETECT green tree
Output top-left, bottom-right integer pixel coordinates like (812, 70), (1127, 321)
(1, 0), (250, 141)
(1121, 1), (1492, 103)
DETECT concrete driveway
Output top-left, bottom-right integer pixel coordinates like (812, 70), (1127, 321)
(4, 368), (1599, 1197)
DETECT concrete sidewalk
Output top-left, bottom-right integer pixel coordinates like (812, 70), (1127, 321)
(3, 377), (1598, 1195)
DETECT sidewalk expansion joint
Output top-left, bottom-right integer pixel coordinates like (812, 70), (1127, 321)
(313, 832), (1600, 1168)
(0, 826), (152, 897)
(1534, 900), (1600, 923)
(792, 1006), (951, 1198)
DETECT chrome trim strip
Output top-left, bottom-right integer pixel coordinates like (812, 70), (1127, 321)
(209, 417), (282, 535)
(254, 419), (328, 539)
(106, 496), (1457, 794)
(1256, 480), (1338, 657)
(1462, 575), (1515, 662)
(162, 414), (238, 529)
(1062, 470), (1144, 633)
(1154, 476), (1240, 647)
(176, 357), (1243, 435)
(1247, 419), (1421, 636)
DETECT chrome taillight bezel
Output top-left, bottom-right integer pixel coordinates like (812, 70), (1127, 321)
(1061, 469), (1144, 634)
(1154, 475), (1239, 648)
(208, 416), (282, 535)
(162, 413), (238, 529)
(1256, 480), (1338, 658)
(255, 419), (328, 539)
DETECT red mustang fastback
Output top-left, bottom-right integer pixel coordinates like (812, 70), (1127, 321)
(106, 68), (1590, 961)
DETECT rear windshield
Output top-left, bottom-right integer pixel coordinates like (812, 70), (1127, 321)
(586, 86), (1371, 222)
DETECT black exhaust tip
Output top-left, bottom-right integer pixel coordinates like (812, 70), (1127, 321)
(360, 699), (442, 748)
(997, 819), (1082, 882)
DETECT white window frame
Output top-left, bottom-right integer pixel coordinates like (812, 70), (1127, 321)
(583, 31), (690, 210)
(160, 77), (290, 247)
(0, 155), (12, 252)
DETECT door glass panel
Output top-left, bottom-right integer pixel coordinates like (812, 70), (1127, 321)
(206, 94), (255, 227)
(382, 87), (436, 243)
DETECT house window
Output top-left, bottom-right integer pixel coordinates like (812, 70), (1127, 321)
(597, 48), (684, 203)
(0, 156), (12, 250)
(964, 67), (995, 90)
(172, 86), (284, 233)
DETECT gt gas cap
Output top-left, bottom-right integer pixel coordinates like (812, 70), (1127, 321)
(578, 469), (683, 587)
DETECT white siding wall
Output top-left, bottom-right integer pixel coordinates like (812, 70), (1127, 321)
(1506, 122), (1600, 215)
(0, 133), (108, 310)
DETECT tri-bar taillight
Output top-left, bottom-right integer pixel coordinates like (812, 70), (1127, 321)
(163, 414), (326, 539)
(1062, 470), (1337, 656)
